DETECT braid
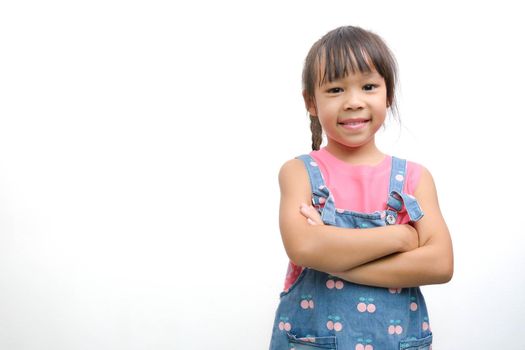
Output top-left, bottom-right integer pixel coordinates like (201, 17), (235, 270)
(309, 115), (323, 150)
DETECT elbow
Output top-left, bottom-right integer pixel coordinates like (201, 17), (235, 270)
(284, 232), (316, 268)
(445, 260), (454, 282)
(436, 257), (454, 284)
(286, 242), (312, 268)
(439, 266), (453, 284)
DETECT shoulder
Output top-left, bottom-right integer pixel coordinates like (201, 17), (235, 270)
(399, 158), (438, 198)
(405, 158), (423, 174)
(278, 157), (312, 202)
(415, 165), (438, 195)
(278, 158), (308, 186)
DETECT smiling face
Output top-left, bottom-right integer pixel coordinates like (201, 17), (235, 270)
(306, 67), (388, 156)
(301, 26), (398, 153)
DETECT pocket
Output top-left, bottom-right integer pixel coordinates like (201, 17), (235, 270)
(287, 333), (337, 349)
(399, 333), (433, 349)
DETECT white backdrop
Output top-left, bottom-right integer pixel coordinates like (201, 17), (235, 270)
(1, 1), (524, 349)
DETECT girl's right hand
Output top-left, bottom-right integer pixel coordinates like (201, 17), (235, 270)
(299, 203), (324, 226)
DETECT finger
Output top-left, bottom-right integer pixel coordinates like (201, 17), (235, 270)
(301, 207), (323, 226)
(300, 205), (317, 220)
(299, 203), (311, 217)
(307, 218), (317, 225)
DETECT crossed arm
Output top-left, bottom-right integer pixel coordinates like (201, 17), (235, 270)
(278, 159), (453, 288)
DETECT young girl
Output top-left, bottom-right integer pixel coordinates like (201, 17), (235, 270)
(269, 26), (453, 349)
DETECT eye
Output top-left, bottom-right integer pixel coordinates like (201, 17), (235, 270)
(363, 84), (378, 91)
(327, 87), (344, 94)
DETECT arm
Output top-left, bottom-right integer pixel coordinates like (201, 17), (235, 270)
(278, 158), (418, 272)
(328, 166), (454, 288)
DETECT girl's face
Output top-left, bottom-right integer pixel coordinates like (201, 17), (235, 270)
(306, 68), (388, 154)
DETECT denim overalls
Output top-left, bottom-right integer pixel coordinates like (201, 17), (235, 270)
(269, 155), (433, 350)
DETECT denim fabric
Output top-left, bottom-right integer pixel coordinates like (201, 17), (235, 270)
(269, 155), (432, 350)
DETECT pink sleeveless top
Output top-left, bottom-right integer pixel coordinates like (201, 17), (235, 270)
(283, 148), (422, 291)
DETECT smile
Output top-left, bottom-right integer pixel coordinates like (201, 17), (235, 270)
(338, 118), (370, 130)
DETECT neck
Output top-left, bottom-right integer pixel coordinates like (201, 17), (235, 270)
(324, 139), (384, 165)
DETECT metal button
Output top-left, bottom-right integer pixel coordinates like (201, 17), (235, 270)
(386, 214), (396, 225)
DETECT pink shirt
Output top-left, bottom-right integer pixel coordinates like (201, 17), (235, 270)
(283, 148), (422, 291)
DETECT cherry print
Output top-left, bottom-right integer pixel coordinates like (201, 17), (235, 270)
(326, 276), (344, 290)
(388, 288), (402, 294)
(357, 297), (376, 313)
(327, 315), (342, 332)
(357, 303), (367, 313)
(299, 295), (314, 309)
(422, 316), (430, 331)
(278, 316), (292, 332)
(356, 338), (374, 350)
(388, 320), (403, 335)
(395, 174), (404, 182)
(409, 296), (418, 311)
(319, 197), (326, 204)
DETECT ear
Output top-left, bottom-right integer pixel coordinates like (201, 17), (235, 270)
(302, 90), (317, 116)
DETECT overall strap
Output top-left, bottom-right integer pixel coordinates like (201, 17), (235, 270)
(296, 155), (337, 225)
(386, 157), (424, 224)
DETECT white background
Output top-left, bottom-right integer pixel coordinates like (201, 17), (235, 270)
(1, 1), (524, 349)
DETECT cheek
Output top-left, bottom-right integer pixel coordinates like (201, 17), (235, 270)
(373, 102), (388, 120)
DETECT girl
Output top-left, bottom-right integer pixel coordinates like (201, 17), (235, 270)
(269, 26), (453, 349)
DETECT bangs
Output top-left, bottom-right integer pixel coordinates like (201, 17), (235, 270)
(316, 44), (375, 86)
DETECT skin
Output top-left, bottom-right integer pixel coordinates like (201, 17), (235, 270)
(304, 69), (388, 164)
(278, 66), (453, 288)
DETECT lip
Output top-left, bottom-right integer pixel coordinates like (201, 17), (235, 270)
(338, 118), (370, 130)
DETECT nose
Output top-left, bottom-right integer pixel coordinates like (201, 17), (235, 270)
(343, 91), (364, 110)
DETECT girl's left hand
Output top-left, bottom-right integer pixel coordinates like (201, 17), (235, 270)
(300, 203), (324, 226)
